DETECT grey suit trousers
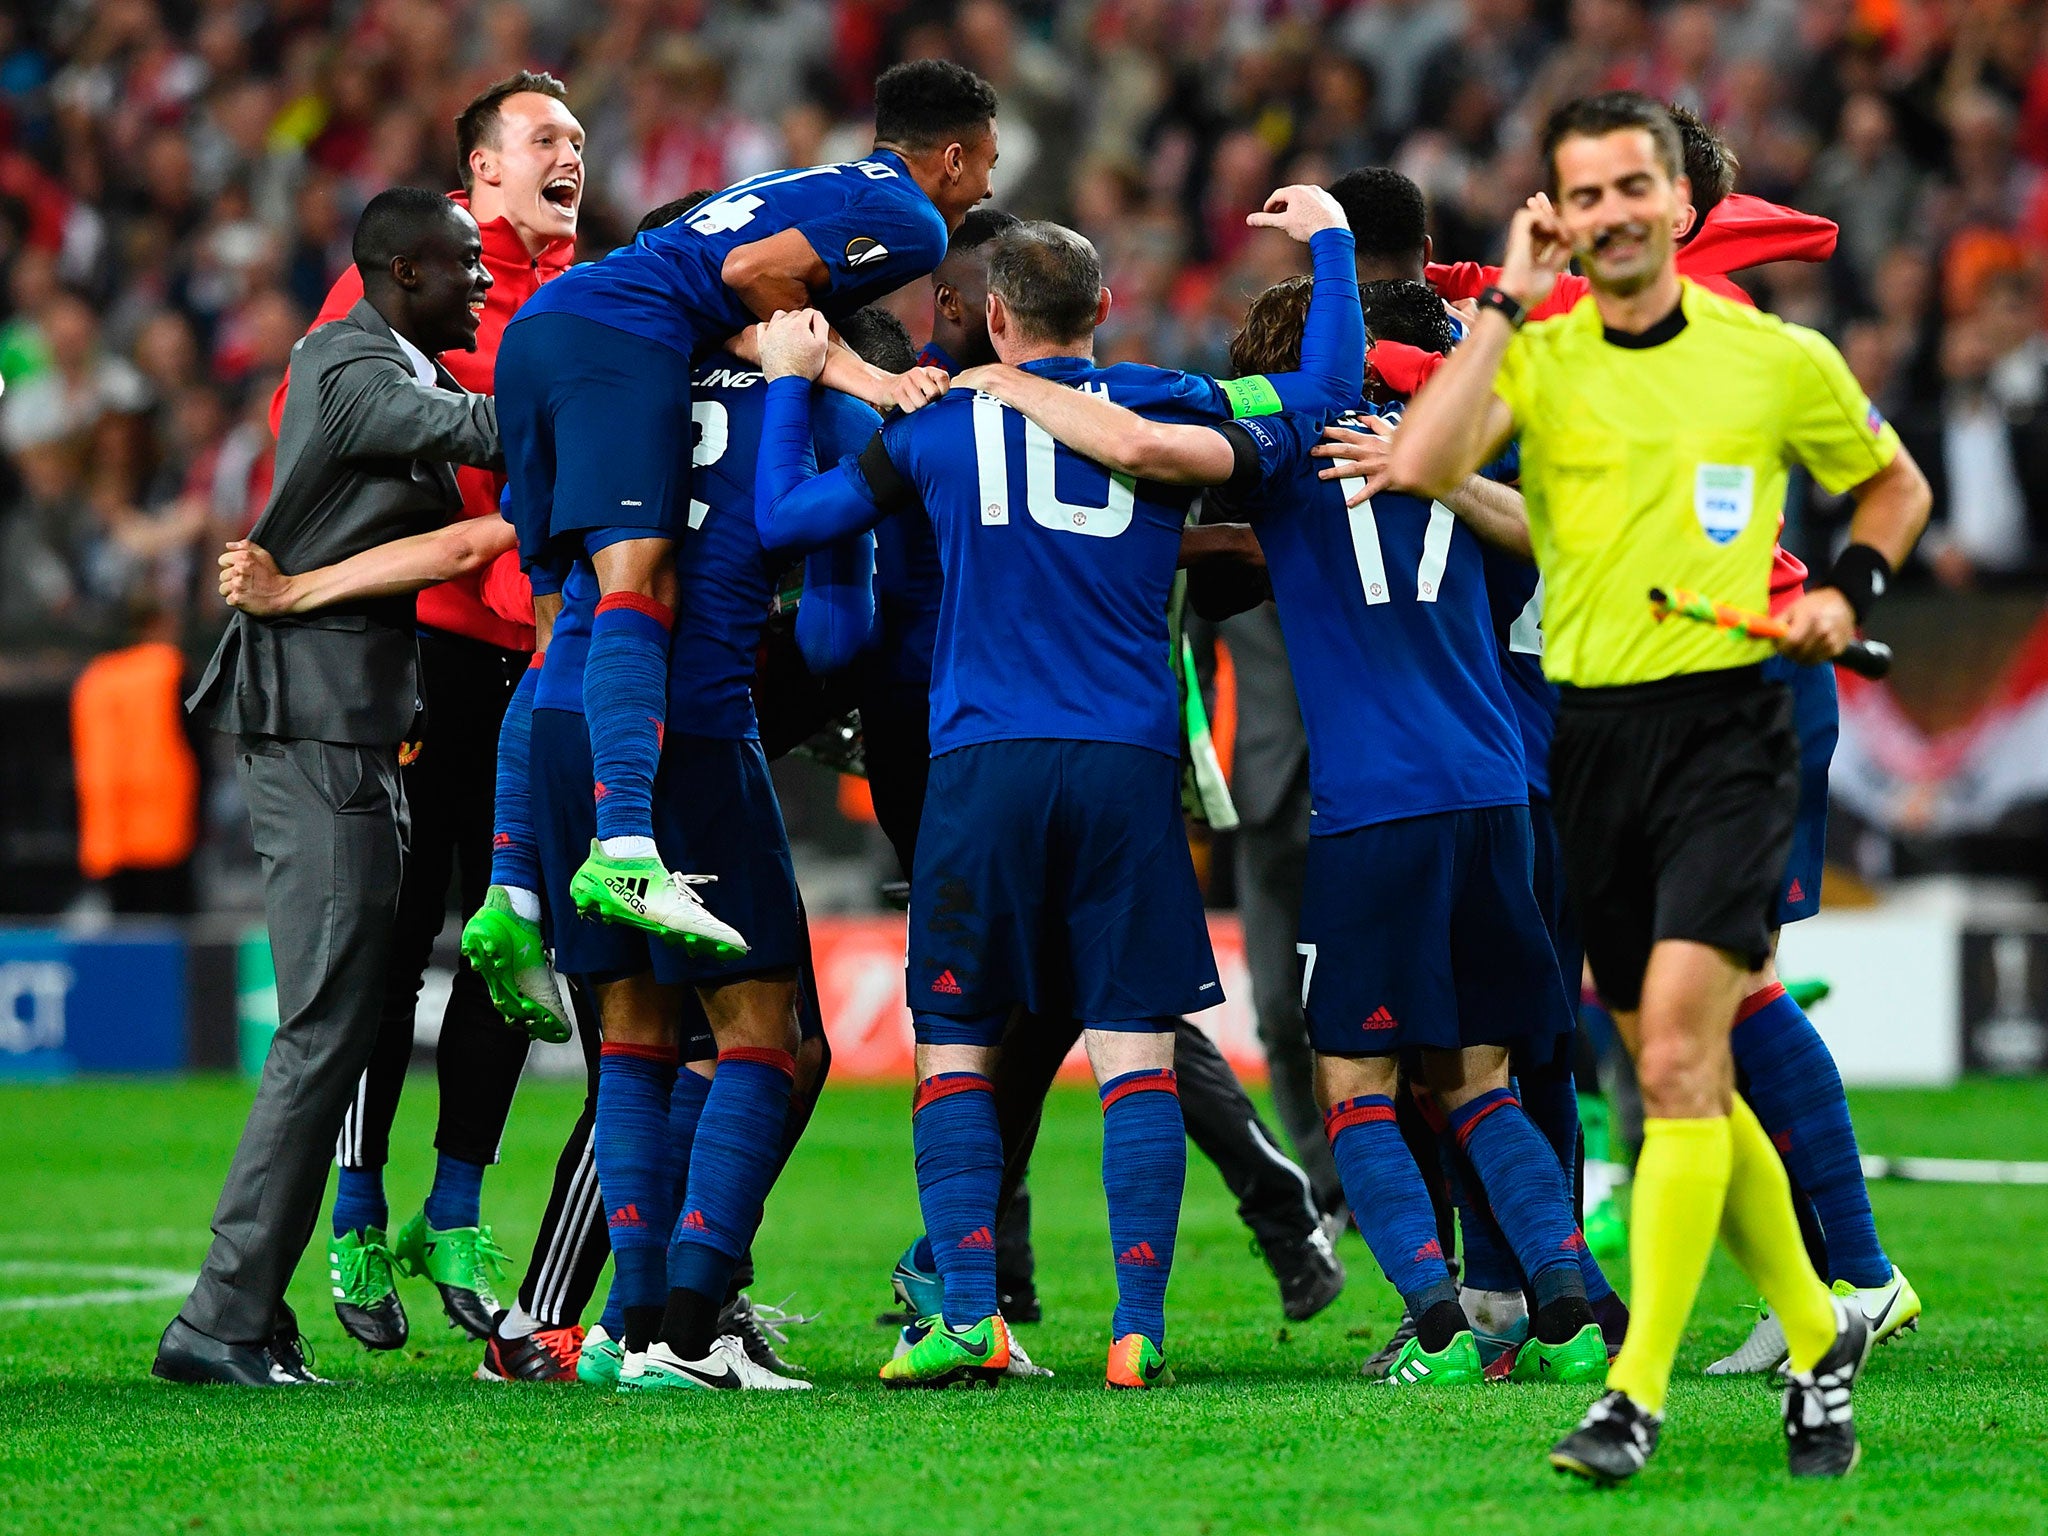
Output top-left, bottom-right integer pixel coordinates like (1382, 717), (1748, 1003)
(1234, 761), (1342, 1212)
(179, 737), (405, 1343)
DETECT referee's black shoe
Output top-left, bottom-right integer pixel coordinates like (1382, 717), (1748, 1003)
(1549, 1389), (1663, 1485)
(151, 1318), (298, 1387)
(1784, 1298), (1873, 1478)
(267, 1324), (334, 1384)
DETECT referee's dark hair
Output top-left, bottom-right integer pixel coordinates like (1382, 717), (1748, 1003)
(1667, 102), (1739, 234)
(1542, 91), (1684, 195)
(838, 305), (918, 373)
(874, 59), (999, 151)
(1327, 167), (1428, 279)
(986, 222), (1103, 345)
(353, 187), (469, 280)
(455, 70), (570, 191)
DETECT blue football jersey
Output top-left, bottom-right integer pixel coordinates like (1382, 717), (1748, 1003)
(671, 355), (882, 738)
(877, 357), (1247, 757)
(1228, 409), (1527, 833)
(1481, 544), (1556, 800)
(514, 152), (947, 358)
(870, 501), (941, 688)
(535, 559), (599, 714)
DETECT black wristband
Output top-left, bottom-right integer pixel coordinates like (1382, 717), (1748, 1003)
(1478, 285), (1527, 329)
(1818, 542), (1891, 624)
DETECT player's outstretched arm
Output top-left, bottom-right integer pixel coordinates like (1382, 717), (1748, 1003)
(217, 515), (518, 616)
(722, 228), (832, 322)
(1239, 186), (1364, 417)
(953, 364), (1237, 485)
(756, 310), (904, 553)
(731, 323), (949, 415)
(1313, 416), (1533, 559)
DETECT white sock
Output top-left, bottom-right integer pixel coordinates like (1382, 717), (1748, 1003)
(502, 885), (541, 923)
(498, 1302), (541, 1340)
(599, 836), (659, 860)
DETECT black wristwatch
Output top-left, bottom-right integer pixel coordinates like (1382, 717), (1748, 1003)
(1478, 285), (1528, 329)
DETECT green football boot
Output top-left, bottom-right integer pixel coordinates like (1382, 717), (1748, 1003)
(1584, 1195), (1628, 1266)
(392, 1210), (507, 1342)
(460, 886), (571, 1042)
(576, 1325), (624, 1387)
(1379, 1328), (1484, 1386)
(878, 1314), (1010, 1389)
(568, 841), (749, 955)
(1510, 1322), (1610, 1384)
(329, 1227), (407, 1350)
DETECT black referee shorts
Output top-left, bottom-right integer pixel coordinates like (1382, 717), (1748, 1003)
(1550, 663), (1798, 1012)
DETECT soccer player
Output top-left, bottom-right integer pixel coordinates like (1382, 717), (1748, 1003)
(755, 192), (1363, 1389)
(493, 60), (996, 949)
(1389, 91), (1930, 1481)
(954, 278), (1614, 1392)
(264, 70), (584, 1350)
(915, 204), (1020, 375)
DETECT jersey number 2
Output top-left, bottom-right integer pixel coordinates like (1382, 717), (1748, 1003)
(970, 394), (1134, 538)
(687, 401), (728, 530)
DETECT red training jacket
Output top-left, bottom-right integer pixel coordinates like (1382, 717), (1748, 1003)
(270, 190), (574, 651)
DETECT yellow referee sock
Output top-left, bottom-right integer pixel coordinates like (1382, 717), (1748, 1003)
(1718, 1093), (1839, 1374)
(1606, 1115), (1732, 1415)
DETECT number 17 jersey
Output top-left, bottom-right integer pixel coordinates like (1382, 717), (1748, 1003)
(1220, 409), (1527, 834)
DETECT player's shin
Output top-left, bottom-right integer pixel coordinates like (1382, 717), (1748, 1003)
(1098, 1063), (1185, 1349)
(1719, 1095), (1839, 1375)
(1731, 983), (1891, 1288)
(661, 1046), (797, 1360)
(593, 1042), (681, 1351)
(490, 658), (545, 909)
(584, 592), (673, 848)
(907, 1055), (1004, 1329)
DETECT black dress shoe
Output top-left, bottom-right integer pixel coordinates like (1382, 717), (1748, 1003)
(1260, 1226), (1347, 1322)
(151, 1317), (297, 1387)
(268, 1326), (335, 1384)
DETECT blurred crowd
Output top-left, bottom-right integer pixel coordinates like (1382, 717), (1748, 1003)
(11, 0), (2048, 651)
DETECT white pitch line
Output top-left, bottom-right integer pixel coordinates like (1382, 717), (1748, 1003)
(0, 1261), (191, 1312)
(1861, 1155), (2048, 1185)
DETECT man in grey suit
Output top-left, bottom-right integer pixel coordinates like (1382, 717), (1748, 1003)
(154, 188), (503, 1385)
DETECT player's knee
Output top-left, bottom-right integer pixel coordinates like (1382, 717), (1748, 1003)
(1312, 1050), (1397, 1109)
(702, 973), (801, 1054)
(1635, 1036), (1725, 1118)
(591, 537), (677, 606)
(793, 1032), (829, 1098)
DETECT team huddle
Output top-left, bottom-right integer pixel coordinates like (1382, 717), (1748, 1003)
(178, 56), (1937, 1489)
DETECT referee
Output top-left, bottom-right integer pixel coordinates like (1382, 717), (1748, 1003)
(1392, 92), (1929, 1484)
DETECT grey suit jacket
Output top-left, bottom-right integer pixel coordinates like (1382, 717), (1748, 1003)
(189, 300), (502, 746)
(1218, 602), (1308, 828)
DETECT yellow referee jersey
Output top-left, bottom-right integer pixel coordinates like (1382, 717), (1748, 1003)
(1493, 279), (1898, 688)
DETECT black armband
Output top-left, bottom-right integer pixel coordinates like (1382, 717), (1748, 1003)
(1817, 542), (1891, 624)
(856, 431), (918, 516)
(1478, 285), (1527, 329)
(1214, 420), (1264, 499)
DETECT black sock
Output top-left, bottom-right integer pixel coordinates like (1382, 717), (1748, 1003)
(1592, 1291), (1631, 1349)
(1532, 1293), (1598, 1345)
(623, 1305), (663, 1354)
(1414, 1298), (1470, 1354)
(659, 1286), (722, 1359)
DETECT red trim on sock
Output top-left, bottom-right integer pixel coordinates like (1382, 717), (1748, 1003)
(595, 592), (675, 628)
(526, 651), (545, 670)
(1323, 1097), (1395, 1142)
(718, 1045), (796, 1079)
(600, 1041), (678, 1064)
(913, 1073), (994, 1112)
(1100, 1070), (1178, 1111)
(1736, 980), (1788, 1025)
(1451, 1093), (1520, 1150)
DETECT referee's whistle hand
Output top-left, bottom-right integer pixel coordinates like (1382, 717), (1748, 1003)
(1775, 587), (1857, 665)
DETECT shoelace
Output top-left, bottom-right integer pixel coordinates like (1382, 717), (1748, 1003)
(740, 1293), (819, 1346)
(663, 871), (722, 904)
(445, 1225), (511, 1287)
(533, 1325), (585, 1366)
(339, 1237), (398, 1302)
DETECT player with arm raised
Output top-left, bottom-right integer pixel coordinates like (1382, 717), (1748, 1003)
(493, 60), (995, 953)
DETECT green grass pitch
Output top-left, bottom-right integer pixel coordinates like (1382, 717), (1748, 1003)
(2, 1075), (2044, 1535)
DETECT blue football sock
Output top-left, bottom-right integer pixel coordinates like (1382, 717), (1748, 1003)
(1325, 1095), (1458, 1317)
(584, 592), (672, 844)
(332, 1165), (387, 1238)
(666, 1066), (712, 1210)
(423, 1152), (487, 1232)
(1441, 1134), (1520, 1293)
(1447, 1088), (1586, 1313)
(489, 658), (543, 894)
(912, 1235), (935, 1271)
(911, 1072), (1003, 1329)
(1100, 1068), (1186, 1346)
(1732, 983), (1891, 1288)
(667, 1048), (795, 1304)
(594, 1043), (679, 1319)
(597, 1285), (625, 1341)
(1515, 1064), (1616, 1303)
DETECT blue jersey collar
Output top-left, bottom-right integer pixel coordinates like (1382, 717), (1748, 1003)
(1017, 354), (1098, 381)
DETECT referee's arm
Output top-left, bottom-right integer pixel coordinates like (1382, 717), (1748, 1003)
(1777, 446), (1929, 663)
